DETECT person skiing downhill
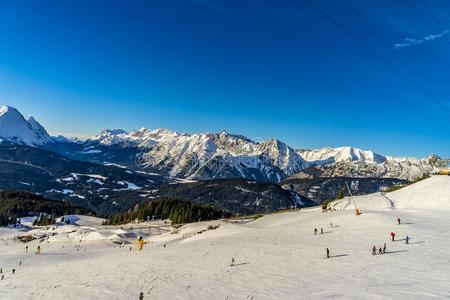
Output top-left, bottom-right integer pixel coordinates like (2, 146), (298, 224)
(372, 246), (377, 255)
(378, 247), (383, 255)
(390, 232), (396, 242)
(314, 228), (318, 235)
(405, 236), (409, 244)
(383, 243), (386, 254)
(326, 248), (330, 259)
(320, 228), (324, 234)
(397, 218), (401, 225)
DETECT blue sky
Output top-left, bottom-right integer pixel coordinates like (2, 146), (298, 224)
(0, 0), (449, 157)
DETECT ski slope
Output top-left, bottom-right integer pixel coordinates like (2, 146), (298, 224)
(0, 176), (449, 299)
(332, 175), (450, 211)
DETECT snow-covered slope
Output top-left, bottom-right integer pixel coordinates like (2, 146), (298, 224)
(1, 176), (450, 299)
(0, 105), (54, 146)
(332, 175), (450, 211)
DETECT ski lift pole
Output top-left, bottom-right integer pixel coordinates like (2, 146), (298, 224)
(345, 181), (360, 216)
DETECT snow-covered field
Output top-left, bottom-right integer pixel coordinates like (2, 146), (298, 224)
(1, 176), (449, 299)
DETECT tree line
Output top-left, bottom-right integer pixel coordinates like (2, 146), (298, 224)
(104, 197), (232, 225)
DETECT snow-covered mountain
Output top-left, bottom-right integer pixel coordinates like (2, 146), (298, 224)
(80, 128), (438, 181)
(85, 128), (307, 182)
(0, 105), (55, 146)
(295, 147), (438, 181)
(0, 105), (439, 182)
(298, 146), (387, 165)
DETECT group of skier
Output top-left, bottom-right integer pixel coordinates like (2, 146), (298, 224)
(372, 243), (387, 255)
(372, 217), (411, 255)
(322, 217), (413, 259)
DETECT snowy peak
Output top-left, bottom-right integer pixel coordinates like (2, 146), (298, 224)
(85, 128), (307, 181)
(0, 105), (53, 146)
(0, 106), (436, 182)
(298, 146), (386, 165)
(82, 126), (435, 182)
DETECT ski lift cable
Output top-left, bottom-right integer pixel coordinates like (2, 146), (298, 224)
(258, 0), (415, 107)
(423, 0), (450, 46)
(260, 0), (448, 128)
(343, 0), (450, 125)
(302, 0), (450, 119)
(343, 0), (439, 96)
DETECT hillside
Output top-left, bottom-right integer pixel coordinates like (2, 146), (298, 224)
(134, 179), (316, 214)
(0, 144), (166, 213)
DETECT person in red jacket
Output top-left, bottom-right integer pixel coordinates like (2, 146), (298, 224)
(390, 232), (396, 241)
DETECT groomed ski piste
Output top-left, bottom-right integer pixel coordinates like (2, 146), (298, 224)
(1, 176), (449, 299)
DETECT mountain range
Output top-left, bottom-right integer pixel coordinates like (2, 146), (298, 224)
(0, 105), (439, 182)
(0, 105), (441, 214)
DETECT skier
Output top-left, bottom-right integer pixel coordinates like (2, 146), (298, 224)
(326, 248), (330, 259)
(390, 232), (396, 242)
(137, 236), (145, 251)
(230, 258), (236, 266)
(12, 269), (15, 275)
(330, 222), (333, 228)
(372, 246), (377, 255)
(1, 275), (3, 280)
(405, 236), (409, 244)
(25, 245), (28, 254)
(314, 228), (318, 235)
(397, 217), (401, 225)
(378, 247), (383, 255)
(320, 228), (324, 234)
(35, 245), (41, 255)
(383, 243), (386, 254)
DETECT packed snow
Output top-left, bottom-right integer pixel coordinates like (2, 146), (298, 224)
(0, 176), (449, 299)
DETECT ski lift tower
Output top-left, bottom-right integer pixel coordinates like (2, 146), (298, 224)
(345, 181), (361, 216)
(437, 159), (450, 175)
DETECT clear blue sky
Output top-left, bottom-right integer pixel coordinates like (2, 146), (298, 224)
(0, 0), (449, 158)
